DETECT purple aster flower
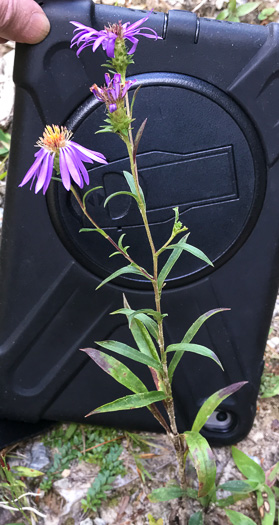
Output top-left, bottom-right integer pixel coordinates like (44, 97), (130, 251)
(90, 73), (136, 113)
(19, 125), (107, 194)
(70, 10), (161, 58)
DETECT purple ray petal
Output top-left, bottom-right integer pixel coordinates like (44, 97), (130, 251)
(35, 153), (51, 194)
(42, 153), (55, 194)
(70, 142), (107, 164)
(59, 149), (71, 190)
(19, 149), (47, 187)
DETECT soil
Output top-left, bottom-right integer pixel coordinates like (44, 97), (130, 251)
(0, 0), (279, 524)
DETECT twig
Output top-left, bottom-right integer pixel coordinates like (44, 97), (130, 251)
(192, 0), (208, 11)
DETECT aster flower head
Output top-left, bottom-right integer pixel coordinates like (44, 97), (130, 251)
(90, 73), (135, 113)
(70, 10), (161, 59)
(19, 125), (107, 194)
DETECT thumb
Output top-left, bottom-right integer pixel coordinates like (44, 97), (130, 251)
(0, 0), (50, 44)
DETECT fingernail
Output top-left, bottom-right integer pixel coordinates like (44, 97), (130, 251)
(29, 11), (50, 43)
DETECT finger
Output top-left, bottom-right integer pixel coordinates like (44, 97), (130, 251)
(0, 0), (50, 44)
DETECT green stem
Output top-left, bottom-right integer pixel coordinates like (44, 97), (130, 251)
(122, 106), (188, 492)
(70, 185), (153, 282)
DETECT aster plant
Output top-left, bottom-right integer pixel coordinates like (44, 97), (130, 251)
(20, 9), (247, 524)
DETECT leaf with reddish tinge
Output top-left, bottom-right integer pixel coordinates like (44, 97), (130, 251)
(81, 348), (148, 394)
(95, 340), (162, 371)
(191, 382), (247, 432)
(85, 391), (167, 417)
(266, 461), (279, 487)
(184, 431), (216, 497)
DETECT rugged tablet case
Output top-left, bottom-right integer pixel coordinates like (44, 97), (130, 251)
(0, 0), (278, 446)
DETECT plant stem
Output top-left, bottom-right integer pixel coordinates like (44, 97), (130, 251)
(70, 185), (153, 282)
(123, 102), (188, 493)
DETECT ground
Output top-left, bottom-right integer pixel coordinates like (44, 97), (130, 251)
(0, 0), (279, 523)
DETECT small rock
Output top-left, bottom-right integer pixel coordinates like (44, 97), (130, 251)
(93, 519), (106, 525)
(61, 468), (71, 478)
(80, 519), (93, 525)
(30, 442), (50, 471)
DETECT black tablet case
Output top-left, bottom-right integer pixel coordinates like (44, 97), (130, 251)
(0, 0), (278, 446)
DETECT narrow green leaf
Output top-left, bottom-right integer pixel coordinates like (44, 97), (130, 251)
(130, 318), (160, 362)
(86, 391), (167, 417)
(81, 348), (148, 394)
(95, 340), (162, 371)
(65, 423), (78, 440)
(0, 170), (7, 180)
(256, 484), (276, 525)
(189, 511), (203, 525)
(182, 309), (230, 344)
(237, 2), (260, 16)
(218, 480), (258, 493)
(225, 510), (257, 525)
(96, 265), (149, 290)
(148, 485), (187, 502)
(123, 170), (145, 205)
(166, 242), (213, 267)
(104, 190), (139, 208)
(231, 447), (265, 484)
(79, 227), (107, 238)
(216, 493), (250, 507)
(12, 466), (44, 477)
(167, 343), (223, 371)
(191, 382), (247, 432)
(112, 307), (166, 324)
(130, 85), (141, 115)
(168, 308), (229, 382)
(158, 234), (190, 291)
(133, 118), (147, 161)
(216, 9), (229, 19)
(184, 431), (216, 497)
(82, 185), (103, 207)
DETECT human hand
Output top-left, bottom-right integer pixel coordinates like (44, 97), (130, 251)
(0, 0), (50, 44)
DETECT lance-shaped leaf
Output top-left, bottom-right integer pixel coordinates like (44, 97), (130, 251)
(182, 309), (230, 344)
(123, 170), (145, 206)
(158, 234), (189, 291)
(148, 485), (187, 502)
(104, 190), (140, 208)
(130, 84), (141, 115)
(256, 484), (276, 525)
(133, 118), (147, 162)
(189, 511), (203, 525)
(120, 295), (160, 345)
(112, 307), (166, 325)
(95, 340), (162, 371)
(167, 343), (223, 381)
(96, 265), (151, 290)
(168, 308), (230, 382)
(225, 510), (257, 525)
(81, 348), (148, 394)
(166, 242), (213, 267)
(82, 185), (103, 207)
(218, 480), (258, 493)
(231, 446), (265, 484)
(191, 382), (247, 432)
(129, 318), (160, 362)
(216, 493), (250, 508)
(85, 390), (167, 417)
(79, 227), (108, 238)
(184, 431), (216, 497)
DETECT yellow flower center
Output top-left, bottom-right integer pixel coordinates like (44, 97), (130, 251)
(37, 125), (73, 153)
